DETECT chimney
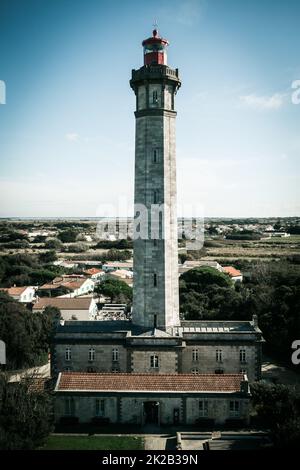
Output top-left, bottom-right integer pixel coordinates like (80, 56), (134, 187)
(252, 314), (258, 328)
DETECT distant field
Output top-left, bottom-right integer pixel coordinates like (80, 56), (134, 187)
(40, 435), (144, 450)
(203, 235), (300, 260)
(259, 235), (300, 244)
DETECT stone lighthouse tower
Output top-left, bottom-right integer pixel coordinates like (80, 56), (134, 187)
(130, 29), (181, 331)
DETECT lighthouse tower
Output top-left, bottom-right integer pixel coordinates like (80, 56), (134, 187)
(130, 29), (181, 331)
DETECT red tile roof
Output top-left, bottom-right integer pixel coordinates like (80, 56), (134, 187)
(223, 266), (242, 277)
(56, 372), (244, 393)
(33, 297), (93, 311)
(0, 286), (28, 295)
(40, 278), (90, 291)
(84, 268), (103, 275)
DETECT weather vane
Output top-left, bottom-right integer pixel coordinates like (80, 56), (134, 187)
(153, 19), (158, 29)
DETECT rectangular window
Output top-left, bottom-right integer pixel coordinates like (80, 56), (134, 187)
(191, 368), (199, 374)
(153, 148), (159, 163)
(199, 400), (209, 417)
(112, 348), (119, 362)
(64, 398), (75, 416)
(192, 349), (199, 362)
(152, 90), (158, 104)
(216, 349), (222, 362)
(65, 347), (71, 362)
(240, 349), (246, 363)
(150, 355), (159, 369)
(95, 399), (105, 417)
(89, 348), (95, 362)
(229, 401), (240, 417)
(153, 273), (157, 287)
(153, 314), (157, 328)
(153, 190), (158, 204)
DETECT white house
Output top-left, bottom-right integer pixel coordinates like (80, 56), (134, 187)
(102, 261), (133, 272)
(0, 286), (36, 303)
(106, 269), (133, 286)
(179, 260), (223, 275)
(222, 266), (243, 283)
(39, 276), (95, 298)
(84, 268), (105, 282)
(33, 297), (98, 321)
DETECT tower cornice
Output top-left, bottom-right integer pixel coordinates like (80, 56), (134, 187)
(130, 65), (181, 92)
(134, 109), (177, 118)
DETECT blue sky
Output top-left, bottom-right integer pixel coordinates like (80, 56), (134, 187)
(0, 0), (299, 218)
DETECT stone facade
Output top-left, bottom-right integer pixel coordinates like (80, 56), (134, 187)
(55, 393), (250, 426)
(52, 318), (263, 382)
(52, 31), (263, 428)
(54, 372), (251, 426)
(130, 65), (181, 331)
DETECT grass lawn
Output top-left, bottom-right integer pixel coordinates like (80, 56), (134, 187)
(41, 435), (144, 450)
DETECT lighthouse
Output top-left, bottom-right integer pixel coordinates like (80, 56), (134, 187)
(130, 29), (181, 331)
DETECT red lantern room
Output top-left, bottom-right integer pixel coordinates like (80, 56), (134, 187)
(142, 29), (169, 66)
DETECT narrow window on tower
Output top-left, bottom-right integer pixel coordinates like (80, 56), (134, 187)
(153, 314), (157, 328)
(153, 273), (157, 287)
(153, 190), (158, 204)
(152, 90), (158, 104)
(153, 148), (159, 163)
(159, 211), (163, 238)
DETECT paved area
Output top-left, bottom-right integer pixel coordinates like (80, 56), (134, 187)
(144, 435), (169, 450)
(261, 355), (300, 390)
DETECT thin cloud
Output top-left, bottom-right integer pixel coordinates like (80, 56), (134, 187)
(239, 93), (285, 110)
(65, 132), (79, 142)
(176, 0), (204, 25)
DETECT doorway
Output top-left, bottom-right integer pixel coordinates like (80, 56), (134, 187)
(144, 401), (159, 424)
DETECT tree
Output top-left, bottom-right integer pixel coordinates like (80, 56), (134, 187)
(95, 279), (132, 304)
(101, 249), (132, 262)
(38, 250), (57, 264)
(0, 374), (53, 449)
(94, 239), (133, 249)
(65, 242), (88, 253)
(180, 267), (233, 292)
(251, 382), (300, 448)
(57, 229), (78, 243)
(45, 238), (63, 250)
(32, 235), (47, 244)
(287, 225), (300, 234)
(0, 293), (55, 369)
